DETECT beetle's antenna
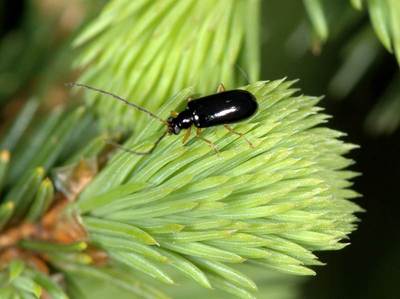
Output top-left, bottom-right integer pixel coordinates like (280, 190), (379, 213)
(66, 82), (168, 126)
(235, 64), (250, 85)
(106, 131), (168, 155)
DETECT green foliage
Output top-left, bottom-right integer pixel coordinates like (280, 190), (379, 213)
(303, 0), (400, 134)
(0, 83), (361, 298)
(0, 103), (99, 228)
(303, 0), (328, 42)
(72, 79), (361, 298)
(0, 260), (67, 299)
(0, 1), (363, 298)
(0, 0), (100, 106)
(304, 0), (400, 63)
(70, 265), (302, 299)
(365, 0), (400, 62)
(73, 0), (260, 131)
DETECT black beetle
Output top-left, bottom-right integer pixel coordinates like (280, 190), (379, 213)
(68, 83), (258, 154)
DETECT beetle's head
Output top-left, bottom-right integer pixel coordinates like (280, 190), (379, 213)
(167, 117), (181, 135)
(167, 110), (192, 135)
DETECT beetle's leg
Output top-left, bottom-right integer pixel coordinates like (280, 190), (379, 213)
(182, 126), (192, 144)
(216, 83), (226, 93)
(170, 111), (179, 117)
(196, 128), (219, 154)
(224, 125), (254, 148)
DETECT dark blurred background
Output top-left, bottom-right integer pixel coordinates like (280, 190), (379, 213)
(262, 2), (400, 299)
(1, 1), (399, 298)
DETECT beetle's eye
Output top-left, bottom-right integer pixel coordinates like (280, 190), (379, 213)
(174, 125), (181, 135)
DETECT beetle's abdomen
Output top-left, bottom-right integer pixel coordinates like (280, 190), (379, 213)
(188, 90), (258, 128)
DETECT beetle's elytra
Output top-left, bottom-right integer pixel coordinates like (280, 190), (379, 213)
(68, 83), (258, 154)
(167, 89), (258, 134)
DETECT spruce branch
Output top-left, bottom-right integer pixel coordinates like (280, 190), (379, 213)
(303, 1), (400, 134)
(72, 79), (361, 298)
(303, 0), (400, 64)
(73, 0), (261, 131)
(0, 80), (361, 299)
(0, 1), (363, 298)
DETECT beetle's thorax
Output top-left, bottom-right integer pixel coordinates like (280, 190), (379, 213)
(167, 109), (193, 135)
